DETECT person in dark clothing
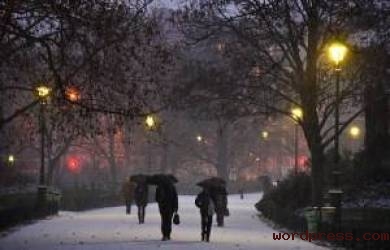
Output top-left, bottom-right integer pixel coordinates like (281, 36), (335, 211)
(134, 182), (149, 224)
(195, 189), (215, 242)
(121, 178), (136, 214)
(211, 186), (228, 227)
(155, 182), (178, 241)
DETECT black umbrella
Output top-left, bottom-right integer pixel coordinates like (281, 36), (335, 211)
(196, 177), (226, 188)
(147, 174), (178, 185)
(130, 174), (148, 183)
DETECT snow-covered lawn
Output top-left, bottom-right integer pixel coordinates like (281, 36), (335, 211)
(0, 193), (327, 250)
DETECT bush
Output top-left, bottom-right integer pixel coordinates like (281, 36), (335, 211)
(60, 187), (123, 211)
(0, 192), (58, 231)
(255, 173), (311, 230)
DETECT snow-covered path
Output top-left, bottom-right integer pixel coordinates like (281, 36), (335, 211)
(0, 193), (327, 250)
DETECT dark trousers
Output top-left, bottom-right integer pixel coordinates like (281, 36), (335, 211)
(201, 214), (213, 241)
(125, 200), (132, 214)
(216, 212), (224, 227)
(137, 205), (146, 224)
(160, 211), (174, 239)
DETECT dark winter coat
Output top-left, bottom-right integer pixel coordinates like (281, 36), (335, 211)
(210, 187), (228, 214)
(155, 183), (178, 213)
(195, 191), (215, 216)
(134, 182), (149, 207)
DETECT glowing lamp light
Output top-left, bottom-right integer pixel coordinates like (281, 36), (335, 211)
(36, 85), (51, 98)
(261, 131), (269, 140)
(328, 42), (348, 66)
(291, 107), (303, 121)
(349, 126), (360, 139)
(145, 115), (155, 129)
(8, 154), (15, 165)
(196, 135), (203, 142)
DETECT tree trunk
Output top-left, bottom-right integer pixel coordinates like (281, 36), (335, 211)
(160, 142), (169, 173)
(108, 131), (117, 185)
(301, 9), (326, 206)
(364, 78), (390, 174)
(216, 122), (229, 181)
(123, 118), (132, 172)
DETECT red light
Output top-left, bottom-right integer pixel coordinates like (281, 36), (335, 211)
(65, 87), (80, 102)
(67, 156), (80, 173)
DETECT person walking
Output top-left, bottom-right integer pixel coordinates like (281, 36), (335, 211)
(195, 189), (215, 242)
(155, 181), (178, 241)
(121, 177), (136, 214)
(134, 181), (149, 224)
(212, 186), (228, 227)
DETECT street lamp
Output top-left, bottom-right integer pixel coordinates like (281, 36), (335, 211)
(261, 131), (269, 140)
(328, 42), (348, 167)
(7, 154), (15, 167)
(145, 115), (156, 130)
(35, 85), (51, 186)
(35, 84), (51, 210)
(291, 108), (303, 175)
(145, 115), (157, 172)
(348, 125), (360, 152)
(196, 135), (203, 142)
(349, 126), (360, 139)
(328, 42), (348, 232)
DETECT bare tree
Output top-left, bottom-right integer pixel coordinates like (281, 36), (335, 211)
(178, 0), (389, 204)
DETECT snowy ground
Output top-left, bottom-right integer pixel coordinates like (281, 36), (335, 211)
(0, 193), (327, 250)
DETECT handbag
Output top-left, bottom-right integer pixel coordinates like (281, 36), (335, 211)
(173, 213), (180, 225)
(224, 208), (230, 216)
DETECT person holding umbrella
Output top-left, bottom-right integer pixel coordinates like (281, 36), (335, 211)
(197, 177), (229, 227)
(195, 188), (215, 242)
(149, 174), (179, 241)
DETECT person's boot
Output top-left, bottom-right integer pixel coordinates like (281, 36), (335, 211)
(206, 233), (210, 242)
(162, 236), (168, 241)
(201, 233), (205, 241)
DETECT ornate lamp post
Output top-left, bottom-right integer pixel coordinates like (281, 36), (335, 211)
(35, 85), (51, 186)
(327, 42), (348, 232)
(35, 84), (51, 210)
(328, 42), (348, 168)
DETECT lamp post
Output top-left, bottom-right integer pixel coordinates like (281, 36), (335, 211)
(291, 108), (303, 176)
(35, 85), (51, 186)
(145, 115), (156, 172)
(35, 85), (51, 210)
(328, 42), (347, 232)
(328, 42), (348, 169)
